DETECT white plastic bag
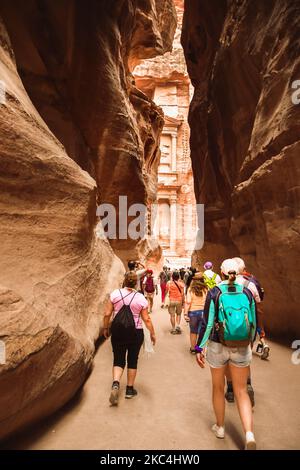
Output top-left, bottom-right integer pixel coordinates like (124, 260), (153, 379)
(143, 324), (155, 355)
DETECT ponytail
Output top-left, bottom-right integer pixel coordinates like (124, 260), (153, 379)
(228, 271), (236, 284)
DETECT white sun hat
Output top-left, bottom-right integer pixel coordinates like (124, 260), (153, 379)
(233, 257), (246, 274)
(220, 258), (239, 276)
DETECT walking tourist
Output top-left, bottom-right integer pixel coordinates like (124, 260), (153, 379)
(203, 261), (221, 288)
(143, 269), (158, 313)
(224, 257), (267, 405)
(166, 271), (185, 334)
(159, 266), (169, 307)
(195, 258), (257, 450)
(184, 272), (208, 353)
(103, 271), (156, 406)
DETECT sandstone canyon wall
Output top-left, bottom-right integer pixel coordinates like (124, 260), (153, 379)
(182, 0), (300, 338)
(0, 0), (176, 440)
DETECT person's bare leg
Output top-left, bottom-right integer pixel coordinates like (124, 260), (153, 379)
(210, 366), (226, 427)
(113, 366), (124, 382)
(170, 314), (176, 330)
(110, 366), (124, 405)
(229, 364), (253, 432)
(127, 368), (137, 387)
(176, 314), (181, 328)
(190, 333), (197, 349)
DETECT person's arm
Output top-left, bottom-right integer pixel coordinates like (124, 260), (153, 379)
(195, 290), (217, 368)
(248, 283), (265, 338)
(256, 303), (265, 337)
(181, 282), (185, 304)
(136, 268), (147, 278)
(184, 290), (191, 319)
(251, 297), (258, 343)
(154, 277), (158, 295)
(103, 299), (114, 338)
(140, 307), (156, 345)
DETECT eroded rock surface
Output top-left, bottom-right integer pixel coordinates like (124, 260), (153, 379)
(182, 0), (300, 337)
(0, 0), (176, 439)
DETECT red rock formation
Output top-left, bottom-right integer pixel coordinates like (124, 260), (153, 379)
(182, 0), (300, 337)
(134, 0), (197, 266)
(0, 1), (176, 439)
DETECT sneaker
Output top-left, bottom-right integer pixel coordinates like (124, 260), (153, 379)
(212, 424), (225, 439)
(245, 432), (256, 450)
(125, 387), (138, 399)
(261, 345), (270, 360)
(175, 326), (182, 334)
(225, 390), (235, 403)
(190, 348), (197, 355)
(109, 386), (119, 406)
(247, 384), (255, 407)
(170, 329), (177, 334)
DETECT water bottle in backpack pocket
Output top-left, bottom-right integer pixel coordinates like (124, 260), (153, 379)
(217, 283), (256, 348)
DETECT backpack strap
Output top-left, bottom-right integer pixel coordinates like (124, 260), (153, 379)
(173, 280), (183, 294)
(112, 290), (134, 306)
(212, 273), (217, 281)
(128, 291), (137, 306)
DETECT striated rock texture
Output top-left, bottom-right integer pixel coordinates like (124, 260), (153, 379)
(0, 0), (176, 262)
(182, 0), (300, 338)
(0, 1), (176, 440)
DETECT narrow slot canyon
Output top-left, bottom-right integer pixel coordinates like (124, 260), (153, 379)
(0, 0), (299, 451)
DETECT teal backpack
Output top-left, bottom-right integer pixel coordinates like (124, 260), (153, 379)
(203, 272), (218, 289)
(216, 283), (256, 347)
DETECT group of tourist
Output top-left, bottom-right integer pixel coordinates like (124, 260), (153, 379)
(102, 256), (268, 450)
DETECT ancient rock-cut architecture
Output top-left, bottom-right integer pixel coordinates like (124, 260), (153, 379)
(182, 0), (300, 337)
(134, 0), (197, 267)
(0, 0), (176, 440)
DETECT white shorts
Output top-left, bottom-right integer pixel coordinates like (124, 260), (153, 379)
(206, 340), (252, 368)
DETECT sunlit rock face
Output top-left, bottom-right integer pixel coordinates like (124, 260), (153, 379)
(182, 0), (300, 338)
(0, 0), (176, 439)
(134, 0), (197, 268)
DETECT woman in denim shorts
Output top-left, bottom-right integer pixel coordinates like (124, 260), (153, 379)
(184, 273), (207, 353)
(195, 259), (257, 450)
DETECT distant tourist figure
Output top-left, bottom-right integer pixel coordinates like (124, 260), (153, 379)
(195, 258), (257, 450)
(180, 267), (186, 281)
(125, 260), (147, 293)
(166, 271), (185, 334)
(203, 261), (221, 289)
(103, 271), (156, 406)
(143, 269), (158, 313)
(159, 266), (169, 307)
(184, 272), (208, 353)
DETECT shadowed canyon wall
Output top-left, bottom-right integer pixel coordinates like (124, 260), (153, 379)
(182, 0), (300, 338)
(0, 0), (176, 440)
